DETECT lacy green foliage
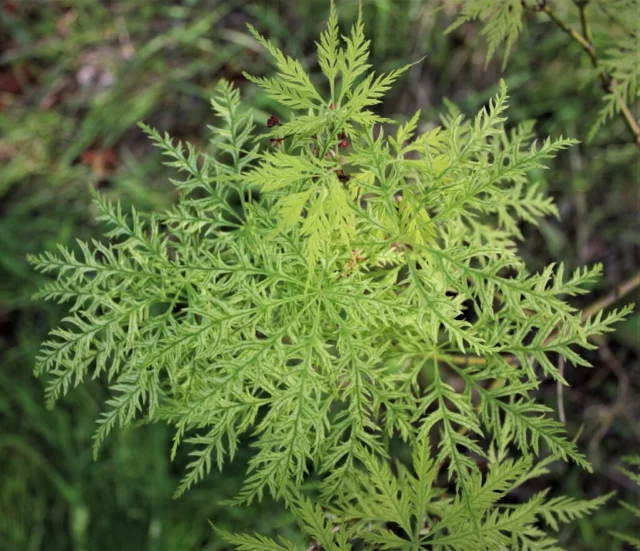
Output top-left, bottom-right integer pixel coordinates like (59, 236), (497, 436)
(31, 4), (632, 548)
(610, 456), (640, 549)
(220, 424), (614, 550)
(447, 0), (640, 140)
(590, 32), (640, 141)
(445, 0), (524, 69)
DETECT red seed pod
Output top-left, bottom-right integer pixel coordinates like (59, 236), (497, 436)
(267, 115), (279, 128)
(339, 139), (349, 148)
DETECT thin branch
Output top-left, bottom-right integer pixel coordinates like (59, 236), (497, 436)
(543, 5), (597, 63)
(575, 1), (594, 47)
(614, 98), (640, 147)
(438, 354), (504, 366)
(581, 271), (640, 322)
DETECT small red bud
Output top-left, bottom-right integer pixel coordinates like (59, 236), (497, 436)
(267, 115), (279, 128)
(339, 139), (349, 148)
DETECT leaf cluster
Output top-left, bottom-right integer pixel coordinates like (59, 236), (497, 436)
(30, 3), (633, 549)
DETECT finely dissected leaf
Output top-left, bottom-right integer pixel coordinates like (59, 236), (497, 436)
(317, 0), (340, 100)
(215, 528), (299, 551)
(245, 24), (324, 110)
(446, 0), (523, 69)
(589, 35), (639, 141)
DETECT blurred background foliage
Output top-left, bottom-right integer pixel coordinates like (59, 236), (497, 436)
(0, 0), (638, 549)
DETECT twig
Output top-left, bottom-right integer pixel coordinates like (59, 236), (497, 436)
(543, 5), (596, 63)
(438, 353), (512, 366)
(575, 1), (594, 46)
(581, 271), (640, 322)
